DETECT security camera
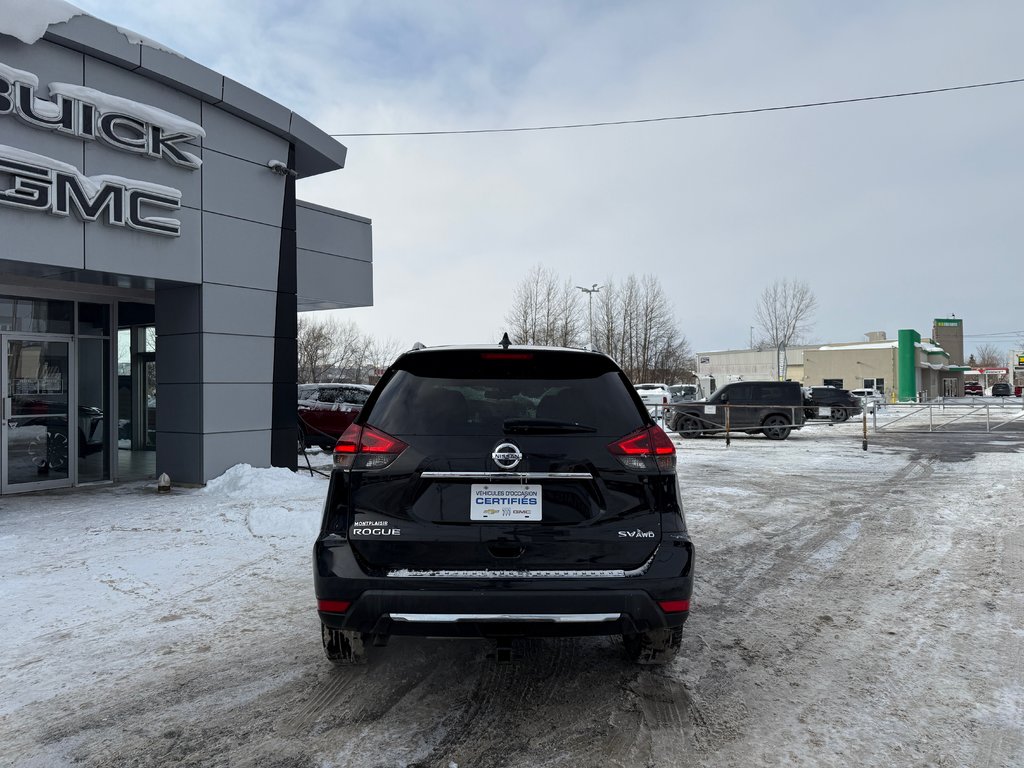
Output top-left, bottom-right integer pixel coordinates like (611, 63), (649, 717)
(267, 159), (298, 178)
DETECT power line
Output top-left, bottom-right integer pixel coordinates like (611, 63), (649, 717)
(329, 76), (1024, 138)
(964, 332), (1024, 339)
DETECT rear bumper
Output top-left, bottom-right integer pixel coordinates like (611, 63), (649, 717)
(318, 587), (690, 638)
(314, 537), (694, 638)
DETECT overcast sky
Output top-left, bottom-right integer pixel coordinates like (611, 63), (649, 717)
(69, 1), (1024, 358)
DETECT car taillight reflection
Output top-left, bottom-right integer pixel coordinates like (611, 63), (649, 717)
(333, 424), (408, 470)
(608, 425), (676, 473)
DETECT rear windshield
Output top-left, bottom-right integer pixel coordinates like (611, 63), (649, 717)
(365, 350), (646, 436)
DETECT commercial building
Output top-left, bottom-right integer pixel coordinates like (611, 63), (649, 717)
(1, 7), (371, 493)
(697, 319), (969, 401)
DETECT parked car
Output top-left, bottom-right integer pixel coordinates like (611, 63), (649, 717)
(298, 383), (373, 451)
(314, 343), (694, 665)
(670, 380), (805, 440)
(964, 382), (983, 396)
(1015, 385), (1023, 397)
(850, 388), (883, 413)
(991, 382), (1012, 397)
(803, 386), (863, 422)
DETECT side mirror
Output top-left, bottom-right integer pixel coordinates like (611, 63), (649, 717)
(718, 393), (729, 404)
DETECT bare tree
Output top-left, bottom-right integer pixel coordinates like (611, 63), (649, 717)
(504, 266), (692, 383)
(753, 279), (818, 349)
(297, 316), (378, 382)
(594, 274), (693, 383)
(504, 264), (585, 346)
(974, 344), (1005, 368)
(297, 315), (339, 383)
(333, 319), (371, 380)
(366, 336), (406, 379)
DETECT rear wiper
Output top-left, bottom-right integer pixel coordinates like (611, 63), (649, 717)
(503, 418), (596, 434)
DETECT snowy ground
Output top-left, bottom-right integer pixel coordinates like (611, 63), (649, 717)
(1, 423), (1022, 767)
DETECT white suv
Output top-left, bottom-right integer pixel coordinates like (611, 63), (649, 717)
(850, 388), (883, 412)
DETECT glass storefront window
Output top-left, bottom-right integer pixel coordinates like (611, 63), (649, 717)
(117, 329), (131, 376)
(78, 338), (111, 483)
(78, 303), (110, 336)
(0, 296), (73, 334)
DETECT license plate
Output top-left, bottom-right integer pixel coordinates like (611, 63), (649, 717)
(470, 484), (542, 521)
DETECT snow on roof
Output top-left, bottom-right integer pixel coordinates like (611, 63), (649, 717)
(818, 341), (899, 351)
(0, 0), (348, 178)
(0, 0), (84, 44)
(0, 0), (184, 57)
(113, 25), (184, 58)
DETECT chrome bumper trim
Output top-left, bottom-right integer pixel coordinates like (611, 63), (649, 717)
(419, 471), (593, 480)
(386, 550), (658, 580)
(389, 612), (621, 624)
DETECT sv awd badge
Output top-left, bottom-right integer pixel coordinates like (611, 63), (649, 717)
(618, 530), (655, 538)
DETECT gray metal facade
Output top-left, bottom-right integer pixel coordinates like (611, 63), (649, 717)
(0, 15), (372, 487)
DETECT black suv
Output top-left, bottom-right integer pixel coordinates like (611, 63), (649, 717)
(669, 380), (805, 439)
(313, 344), (694, 665)
(991, 382), (1012, 397)
(802, 386), (863, 422)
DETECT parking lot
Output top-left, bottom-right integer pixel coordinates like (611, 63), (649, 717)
(1, 424), (1022, 767)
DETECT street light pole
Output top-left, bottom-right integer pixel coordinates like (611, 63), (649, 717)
(575, 283), (602, 348)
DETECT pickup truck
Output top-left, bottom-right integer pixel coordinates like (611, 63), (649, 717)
(669, 380), (805, 440)
(634, 382), (671, 418)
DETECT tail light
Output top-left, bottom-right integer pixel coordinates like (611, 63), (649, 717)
(317, 599), (351, 613)
(608, 425), (676, 473)
(333, 424), (408, 470)
(658, 599), (690, 613)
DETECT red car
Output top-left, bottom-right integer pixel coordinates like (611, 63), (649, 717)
(963, 382), (983, 396)
(1016, 385), (1023, 397)
(298, 383), (373, 451)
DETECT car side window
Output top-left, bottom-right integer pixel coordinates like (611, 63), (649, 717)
(342, 387), (370, 406)
(728, 384), (753, 403)
(317, 388), (339, 404)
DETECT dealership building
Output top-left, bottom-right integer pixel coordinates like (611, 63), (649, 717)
(0, 8), (372, 493)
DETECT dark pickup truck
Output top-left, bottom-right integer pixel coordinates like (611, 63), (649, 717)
(669, 380), (805, 440)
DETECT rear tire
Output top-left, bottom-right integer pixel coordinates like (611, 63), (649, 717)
(677, 415), (703, 438)
(321, 622), (367, 665)
(761, 414), (792, 440)
(623, 626), (683, 665)
(829, 406), (844, 423)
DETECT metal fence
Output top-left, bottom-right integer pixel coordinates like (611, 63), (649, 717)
(870, 399), (1024, 434)
(656, 397), (1024, 447)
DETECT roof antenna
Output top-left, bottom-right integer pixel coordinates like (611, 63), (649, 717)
(499, 332), (511, 350)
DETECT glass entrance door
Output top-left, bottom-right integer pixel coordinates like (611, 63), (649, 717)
(2, 337), (73, 492)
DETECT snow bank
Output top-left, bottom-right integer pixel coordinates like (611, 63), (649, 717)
(204, 463), (321, 501)
(204, 464), (324, 538)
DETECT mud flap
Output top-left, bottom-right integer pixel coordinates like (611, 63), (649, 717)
(622, 627), (682, 665)
(321, 622), (367, 665)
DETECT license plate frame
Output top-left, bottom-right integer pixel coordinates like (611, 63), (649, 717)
(470, 484), (542, 522)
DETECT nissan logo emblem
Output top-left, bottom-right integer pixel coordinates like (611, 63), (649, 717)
(491, 442), (523, 470)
